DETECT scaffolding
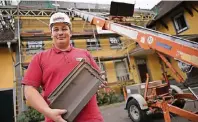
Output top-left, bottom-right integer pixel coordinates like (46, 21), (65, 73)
(0, 3), (155, 121)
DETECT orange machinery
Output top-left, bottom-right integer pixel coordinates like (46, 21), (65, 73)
(71, 9), (198, 122)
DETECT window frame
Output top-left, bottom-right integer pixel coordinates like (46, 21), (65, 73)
(109, 37), (122, 49)
(86, 38), (101, 51)
(114, 60), (130, 82)
(70, 40), (75, 47)
(172, 12), (188, 34)
(96, 61), (108, 81)
(26, 41), (44, 55)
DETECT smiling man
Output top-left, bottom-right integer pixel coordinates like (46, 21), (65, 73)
(22, 12), (104, 122)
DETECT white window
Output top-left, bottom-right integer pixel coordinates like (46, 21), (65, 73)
(27, 41), (43, 48)
(173, 13), (188, 33)
(96, 62), (107, 80)
(97, 62), (105, 71)
(70, 40), (75, 47)
(136, 59), (146, 65)
(109, 37), (122, 49)
(86, 38), (100, 50)
(26, 41), (43, 55)
(115, 60), (130, 81)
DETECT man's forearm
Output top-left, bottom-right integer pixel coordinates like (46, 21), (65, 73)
(24, 85), (51, 116)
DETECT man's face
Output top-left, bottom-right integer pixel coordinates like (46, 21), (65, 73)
(51, 22), (72, 49)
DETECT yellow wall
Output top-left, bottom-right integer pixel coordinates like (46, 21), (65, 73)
(183, 6), (198, 35)
(0, 48), (14, 89)
(20, 17), (133, 84)
(147, 54), (163, 81)
(20, 17), (94, 33)
(72, 20), (94, 33)
(20, 17), (50, 33)
(169, 59), (187, 81)
(90, 38), (124, 57)
(142, 54), (186, 83)
(129, 57), (141, 83)
(21, 16), (128, 63)
(44, 40), (53, 50)
(155, 17), (175, 35)
(155, 4), (198, 35)
(104, 61), (117, 83)
(73, 39), (87, 49)
(153, 3), (197, 82)
(22, 37), (125, 63)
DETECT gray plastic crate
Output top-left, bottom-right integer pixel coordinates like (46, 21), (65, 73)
(48, 61), (104, 122)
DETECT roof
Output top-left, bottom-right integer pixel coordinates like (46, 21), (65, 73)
(18, 1), (154, 14)
(129, 46), (154, 56)
(147, 1), (183, 27)
(19, 1), (110, 12)
(0, 29), (15, 43)
(175, 34), (198, 41)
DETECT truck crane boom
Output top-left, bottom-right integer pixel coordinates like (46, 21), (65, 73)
(71, 9), (198, 69)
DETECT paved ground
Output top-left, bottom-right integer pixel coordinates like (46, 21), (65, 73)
(100, 88), (198, 122)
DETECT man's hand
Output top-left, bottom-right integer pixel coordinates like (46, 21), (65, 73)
(47, 108), (67, 122)
(99, 81), (107, 89)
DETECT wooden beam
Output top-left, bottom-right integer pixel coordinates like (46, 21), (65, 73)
(190, 4), (198, 13)
(183, 4), (193, 17)
(159, 19), (168, 30)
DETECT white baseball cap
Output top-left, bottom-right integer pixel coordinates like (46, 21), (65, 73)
(49, 12), (71, 27)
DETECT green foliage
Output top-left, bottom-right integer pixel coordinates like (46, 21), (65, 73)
(97, 89), (121, 106)
(17, 107), (44, 122)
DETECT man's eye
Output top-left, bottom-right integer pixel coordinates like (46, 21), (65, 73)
(63, 28), (68, 31)
(53, 29), (58, 31)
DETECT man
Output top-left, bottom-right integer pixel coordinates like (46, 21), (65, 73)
(22, 12), (104, 122)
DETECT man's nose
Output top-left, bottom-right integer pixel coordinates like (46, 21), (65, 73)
(58, 30), (63, 35)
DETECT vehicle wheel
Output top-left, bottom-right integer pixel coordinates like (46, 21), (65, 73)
(127, 99), (148, 122)
(171, 89), (186, 109)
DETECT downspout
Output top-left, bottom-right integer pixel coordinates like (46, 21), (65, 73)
(7, 41), (16, 122)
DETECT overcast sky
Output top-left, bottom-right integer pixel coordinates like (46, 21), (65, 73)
(13, 0), (161, 9)
(63, 0), (161, 9)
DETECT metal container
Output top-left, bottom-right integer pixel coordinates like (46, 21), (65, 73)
(48, 61), (104, 122)
(126, 80), (163, 96)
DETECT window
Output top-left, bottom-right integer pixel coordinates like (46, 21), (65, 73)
(97, 62), (105, 71)
(109, 37), (122, 49)
(115, 60), (130, 81)
(96, 61), (107, 81)
(26, 41), (43, 55)
(70, 40), (75, 47)
(86, 38), (100, 50)
(173, 13), (188, 33)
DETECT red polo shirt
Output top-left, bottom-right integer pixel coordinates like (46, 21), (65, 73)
(22, 46), (104, 122)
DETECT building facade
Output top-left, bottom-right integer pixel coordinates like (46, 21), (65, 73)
(145, 1), (198, 87)
(0, 1), (155, 121)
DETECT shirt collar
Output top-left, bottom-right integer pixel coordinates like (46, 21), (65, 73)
(52, 44), (73, 54)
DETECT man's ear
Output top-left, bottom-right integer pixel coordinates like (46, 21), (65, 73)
(49, 27), (53, 38)
(49, 26), (51, 32)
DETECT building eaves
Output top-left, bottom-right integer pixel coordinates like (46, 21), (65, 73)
(129, 46), (154, 56)
(147, 1), (183, 27)
(175, 34), (198, 41)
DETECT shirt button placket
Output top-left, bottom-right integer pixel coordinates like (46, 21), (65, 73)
(63, 52), (69, 63)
